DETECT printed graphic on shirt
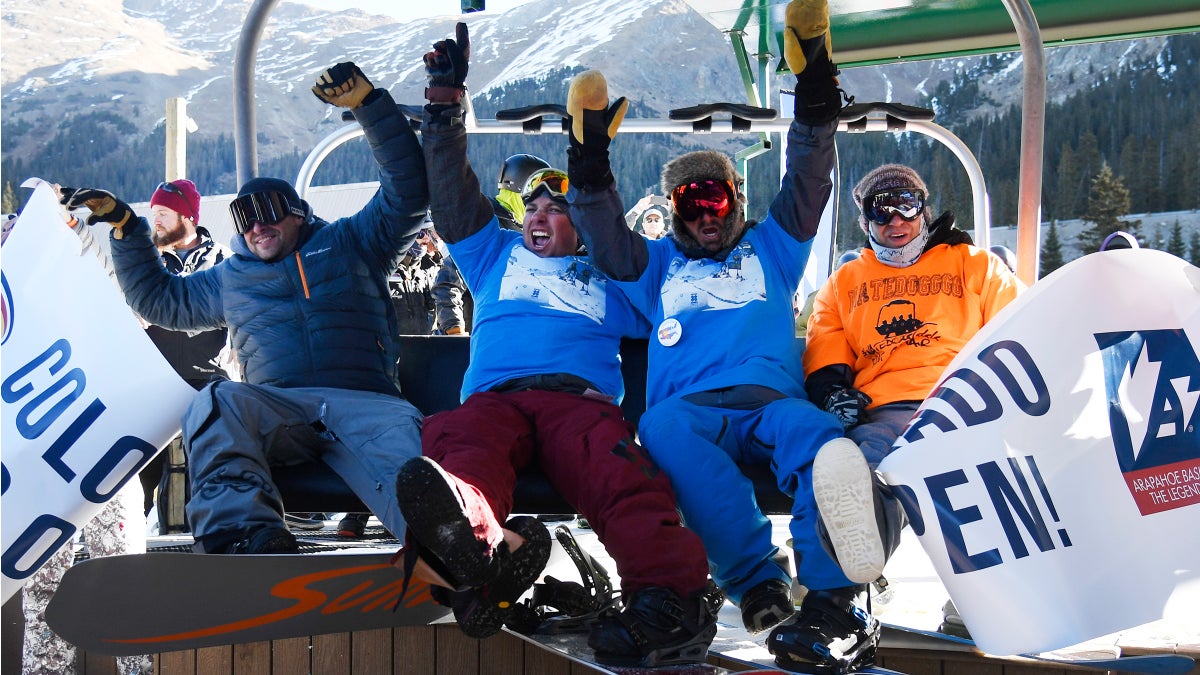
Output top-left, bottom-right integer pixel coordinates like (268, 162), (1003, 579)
(499, 243), (606, 324)
(661, 241), (765, 316)
(861, 298), (942, 364)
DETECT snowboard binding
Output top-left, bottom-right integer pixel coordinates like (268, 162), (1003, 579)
(506, 525), (620, 635)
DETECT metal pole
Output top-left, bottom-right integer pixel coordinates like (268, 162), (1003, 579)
(165, 97), (188, 181)
(1001, 0), (1046, 284)
(233, 0), (280, 188)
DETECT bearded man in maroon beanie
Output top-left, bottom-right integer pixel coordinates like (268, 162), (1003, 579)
(140, 179), (234, 532)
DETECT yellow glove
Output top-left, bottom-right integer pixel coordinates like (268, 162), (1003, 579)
(566, 70), (627, 150)
(783, 0), (832, 78)
(311, 62), (375, 109)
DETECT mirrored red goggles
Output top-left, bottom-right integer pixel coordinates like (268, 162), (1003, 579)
(670, 179), (735, 221)
(230, 191), (305, 234)
(864, 189), (926, 225)
(521, 169), (569, 203)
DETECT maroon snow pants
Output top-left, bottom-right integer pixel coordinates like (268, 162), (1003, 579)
(421, 389), (710, 596)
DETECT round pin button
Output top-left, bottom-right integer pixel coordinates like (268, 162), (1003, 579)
(657, 317), (682, 347)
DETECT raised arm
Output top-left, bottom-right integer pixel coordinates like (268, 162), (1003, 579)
(312, 62), (429, 263)
(564, 70), (650, 282)
(766, 0), (847, 244)
(420, 23), (495, 245)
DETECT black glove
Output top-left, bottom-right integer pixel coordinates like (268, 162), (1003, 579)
(565, 70), (627, 191)
(566, 70), (627, 154)
(424, 22), (470, 104)
(60, 187), (134, 238)
(822, 386), (872, 431)
(311, 61), (375, 109)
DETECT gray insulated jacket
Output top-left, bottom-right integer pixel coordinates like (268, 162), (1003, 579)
(109, 90), (428, 396)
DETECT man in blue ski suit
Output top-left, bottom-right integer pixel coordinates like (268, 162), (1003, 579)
(564, 1), (883, 671)
(85, 62), (429, 554)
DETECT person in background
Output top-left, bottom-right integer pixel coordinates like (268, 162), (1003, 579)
(76, 61), (429, 555)
(494, 153), (551, 225)
(989, 243), (1017, 272)
(393, 25), (719, 667)
(390, 225), (443, 336)
(626, 195), (670, 239)
(801, 163), (1024, 636)
(139, 179), (233, 533)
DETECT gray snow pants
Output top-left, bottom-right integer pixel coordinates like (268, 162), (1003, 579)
(183, 382), (421, 551)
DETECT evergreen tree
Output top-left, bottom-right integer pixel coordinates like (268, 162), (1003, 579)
(1077, 163), (1141, 254)
(1166, 219), (1186, 258)
(1189, 230), (1200, 266)
(2, 181), (17, 213)
(1040, 219), (1065, 278)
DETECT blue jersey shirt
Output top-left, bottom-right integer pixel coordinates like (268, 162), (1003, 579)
(449, 222), (648, 403)
(615, 216), (810, 407)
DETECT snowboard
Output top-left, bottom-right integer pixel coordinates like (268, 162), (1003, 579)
(45, 546), (450, 656)
(881, 623), (1196, 675)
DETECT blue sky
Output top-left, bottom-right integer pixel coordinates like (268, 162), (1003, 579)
(295, 0), (534, 20)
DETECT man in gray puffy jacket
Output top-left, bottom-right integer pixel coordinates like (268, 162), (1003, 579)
(76, 61), (429, 554)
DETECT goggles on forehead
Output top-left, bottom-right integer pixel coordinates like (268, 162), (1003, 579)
(157, 181), (186, 197)
(863, 189), (926, 226)
(521, 169), (569, 203)
(670, 179), (736, 222)
(230, 191), (306, 235)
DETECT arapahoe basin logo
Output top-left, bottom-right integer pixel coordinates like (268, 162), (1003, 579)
(1096, 329), (1200, 515)
(1, 273), (12, 346)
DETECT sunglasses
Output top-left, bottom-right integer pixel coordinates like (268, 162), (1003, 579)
(521, 169), (569, 203)
(670, 179), (736, 222)
(229, 191), (305, 235)
(157, 181), (186, 197)
(863, 189), (926, 225)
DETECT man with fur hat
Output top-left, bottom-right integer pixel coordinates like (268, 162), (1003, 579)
(392, 23), (720, 664)
(69, 61), (429, 555)
(564, 1), (886, 670)
(801, 162), (1023, 622)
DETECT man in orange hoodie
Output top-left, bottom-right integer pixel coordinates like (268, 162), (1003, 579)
(803, 163), (1025, 587)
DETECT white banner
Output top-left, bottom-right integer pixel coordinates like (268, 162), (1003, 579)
(1, 184), (195, 603)
(878, 247), (1200, 655)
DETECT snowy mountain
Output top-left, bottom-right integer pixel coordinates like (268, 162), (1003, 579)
(0, 0), (1177, 162)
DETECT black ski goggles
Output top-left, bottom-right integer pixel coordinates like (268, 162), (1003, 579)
(670, 179), (736, 222)
(521, 169), (569, 204)
(230, 191), (306, 234)
(863, 189), (926, 226)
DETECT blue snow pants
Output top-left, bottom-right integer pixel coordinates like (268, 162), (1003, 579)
(638, 392), (851, 603)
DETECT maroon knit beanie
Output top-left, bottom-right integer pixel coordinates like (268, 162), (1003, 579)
(150, 179), (201, 224)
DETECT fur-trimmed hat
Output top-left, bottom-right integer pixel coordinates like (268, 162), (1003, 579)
(660, 150), (742, 198)
(852, 164), (929, 233)
(150, 179), (201, 224)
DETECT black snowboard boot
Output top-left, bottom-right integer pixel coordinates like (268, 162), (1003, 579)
(767, 584), (879, 674)
(588, 581), (724, 667)
(429, 515), (552, 638)
(395, 456), (495, 588)
(215, 526), (298, 554)
(740, 577), (795, 634)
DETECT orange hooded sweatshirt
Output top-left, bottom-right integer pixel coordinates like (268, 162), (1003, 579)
(803, 240), (1024, 407)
